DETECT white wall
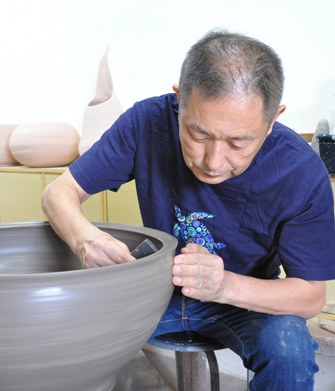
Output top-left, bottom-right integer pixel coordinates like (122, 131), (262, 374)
(1, 0), (335, 135)
(1, 0), (334, 386)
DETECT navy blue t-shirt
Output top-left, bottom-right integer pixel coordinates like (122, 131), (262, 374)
(70, 93), (335, 281)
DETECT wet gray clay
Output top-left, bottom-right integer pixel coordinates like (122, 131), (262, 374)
(0, 221), (177, 391)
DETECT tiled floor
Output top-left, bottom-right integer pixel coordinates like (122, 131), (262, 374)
(113, 350), (172, 390)
(143, 348), (248, 391)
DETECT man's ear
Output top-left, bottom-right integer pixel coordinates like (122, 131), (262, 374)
(172, 84), (180, 102)
(274, 105), (286, 122)
(267, 105), (286, 136)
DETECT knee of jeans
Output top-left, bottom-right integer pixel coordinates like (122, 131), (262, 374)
(250, 315), (318, 371)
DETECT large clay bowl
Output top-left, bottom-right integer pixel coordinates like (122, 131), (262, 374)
(0, 221), (177, 391)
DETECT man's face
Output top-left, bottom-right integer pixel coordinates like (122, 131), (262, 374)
(177, 88), (283, 184)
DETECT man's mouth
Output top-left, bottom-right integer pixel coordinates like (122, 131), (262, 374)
(204, 173), (222, 178)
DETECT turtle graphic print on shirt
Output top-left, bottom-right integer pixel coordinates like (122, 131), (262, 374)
(173, 205), (226, 254)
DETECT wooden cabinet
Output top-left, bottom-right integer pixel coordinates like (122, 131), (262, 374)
(0, 171), (45, 221)
(0, 167), (142, 226)
(106, 180), (143, 226)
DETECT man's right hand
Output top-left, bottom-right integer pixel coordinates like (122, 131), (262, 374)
(77, 231), (136, 269)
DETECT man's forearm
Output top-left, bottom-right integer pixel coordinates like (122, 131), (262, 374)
(218, 272), (326, 320)
(172, 245), (327, 320)
(42, 169), (135, 268)
(41, 170), (95, 256)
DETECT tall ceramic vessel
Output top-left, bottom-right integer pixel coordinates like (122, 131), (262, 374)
(79, 47), (123, 155)
(0, 124), (20, 166)
(0, 222), (177, 391)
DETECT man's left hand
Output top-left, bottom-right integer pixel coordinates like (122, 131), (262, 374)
(172, 243), (227, 302)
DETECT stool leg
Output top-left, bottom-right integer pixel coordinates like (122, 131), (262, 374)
(175, 351), (208, 391)
(205, 351), (220, 391)
(247, 369), (254, 391)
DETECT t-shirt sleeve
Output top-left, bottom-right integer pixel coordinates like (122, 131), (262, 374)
(69, 104), (140, 195)
(277, 172), (335, 280)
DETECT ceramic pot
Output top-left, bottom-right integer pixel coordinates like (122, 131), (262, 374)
(0, 124), (20, 166)
(0, 221), (177, 391)
(79, 47), (123, 155)
(9, 122), (80, 167)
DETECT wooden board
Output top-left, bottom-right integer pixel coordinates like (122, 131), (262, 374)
(307, 317), (335, 357)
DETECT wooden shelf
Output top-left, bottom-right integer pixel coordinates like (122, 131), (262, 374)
(0, 165), (68, 174)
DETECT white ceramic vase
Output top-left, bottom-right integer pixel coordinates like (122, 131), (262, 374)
(9, 122), (80, 167)
(79, 47), (123, 155)
(0, 125), (20, 166)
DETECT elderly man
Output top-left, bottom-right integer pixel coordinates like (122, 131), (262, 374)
(42, 30), (335, 390)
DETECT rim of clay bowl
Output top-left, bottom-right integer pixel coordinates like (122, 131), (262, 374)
(0, 221), (178, 280)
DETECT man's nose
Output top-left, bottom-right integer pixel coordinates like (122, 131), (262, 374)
(205, 141), (228, 172)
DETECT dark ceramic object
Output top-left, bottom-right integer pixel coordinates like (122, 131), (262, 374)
(0, 221), (177, 391)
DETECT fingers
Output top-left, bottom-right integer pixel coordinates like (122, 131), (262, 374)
(180, 243), (210, 255)
(173, 274), (211, 290)
(81, 235), (135, 269)
(98, 237), (135, 264)
(172, 259), (223, 284)
(174, 250), (220, 269)
(84, 260), (100, 269)
(172, 250), (224, 302)
(173, 261), (217, 278)
(173, 273), (219, 302)
(181, 286), (213, 301)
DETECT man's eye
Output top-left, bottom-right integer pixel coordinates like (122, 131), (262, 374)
(194, 136), (207, 141)
(231, 142), (251, 150)
(230, 139), (253, 149)
(190, 130), (207, 141)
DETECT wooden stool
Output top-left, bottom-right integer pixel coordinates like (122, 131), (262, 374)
(148, 331), (226, 391)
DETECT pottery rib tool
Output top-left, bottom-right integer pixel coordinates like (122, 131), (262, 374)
(131, 239), (158, 259)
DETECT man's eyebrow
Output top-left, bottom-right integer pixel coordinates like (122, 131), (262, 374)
(229, 135), (256, 141)
(188, 124), (211, 135)
(188, 123), (256, 141)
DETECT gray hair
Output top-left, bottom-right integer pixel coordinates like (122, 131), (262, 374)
(178, 29), (284, 124)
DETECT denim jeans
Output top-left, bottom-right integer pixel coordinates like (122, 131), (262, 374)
(151, 289), (319, 390)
